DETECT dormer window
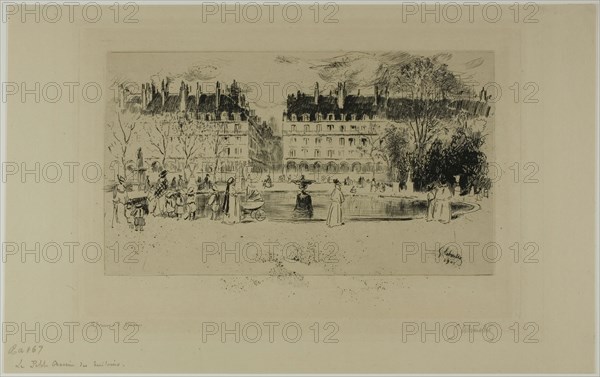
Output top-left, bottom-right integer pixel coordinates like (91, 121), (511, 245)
(291, 114), (297, 121)
(351, 114), (357, 121)
(362, 114), (370, 121)
(316, 113), (323, 121)
(302, 113), (310, 122)
(327, 113), (335, 121)
(221, 111), (229, 121)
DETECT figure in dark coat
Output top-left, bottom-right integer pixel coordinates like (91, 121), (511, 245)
(293, 184), (313, 219)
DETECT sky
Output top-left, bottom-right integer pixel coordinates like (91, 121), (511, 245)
(108, 51), (494, 130)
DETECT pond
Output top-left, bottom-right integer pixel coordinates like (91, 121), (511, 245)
(261, 191), (476, 222)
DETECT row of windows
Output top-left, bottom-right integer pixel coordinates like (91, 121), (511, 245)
(288, 124), (374, 133)
(222, 123), (243, 133)
(197, 113), (243, 122)
(226, 147), (244, 156)
(288, 137), (371, 147)
(289, 113), (378, 122)
(288, 149), (367, 158)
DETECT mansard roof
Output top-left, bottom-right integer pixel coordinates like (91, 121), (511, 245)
(285, 93), (492, 121)
(145, 93), (249, 120)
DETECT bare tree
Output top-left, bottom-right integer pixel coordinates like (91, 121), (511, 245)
(204, 125), (230, 179)
(145, 114), (173, 169)
(356, 125), (391, 179)
(107, 109), (141, 180)
(176, 118), (203, 182)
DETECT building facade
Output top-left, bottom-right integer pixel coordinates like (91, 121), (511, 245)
(119, 79), (275, 179)
(282, 82), (391, 181)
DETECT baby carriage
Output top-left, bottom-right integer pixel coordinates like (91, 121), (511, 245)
(241, 201), (266, 221)
(240, 192), (266, 222)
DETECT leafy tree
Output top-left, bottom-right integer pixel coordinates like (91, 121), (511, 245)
(381, 56), (471, 190)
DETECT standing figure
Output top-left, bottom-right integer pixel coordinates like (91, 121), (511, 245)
(186, 187), (197, 220)
(175, 192), (185, 220)
(208, 186), (221, 220)
(112, 175), (128, 227)
(203, 174), (211, 190)
(165, 192), (176, 218)
(152, 170), (169, 216)
(326, 179), (345, 227)
(433, 182), (453, 223)
(132, 202), (147, 231)
(426, 184), (437, 221)
(222, 177), (241, 224)
(293, 183), (313, 219)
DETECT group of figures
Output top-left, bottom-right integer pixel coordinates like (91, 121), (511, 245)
(112, 171), (458, 230)
(111, 170), (263, 230)
(291, 177), (345, 227)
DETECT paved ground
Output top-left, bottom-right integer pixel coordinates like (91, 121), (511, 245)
(104, 187), (494, 277)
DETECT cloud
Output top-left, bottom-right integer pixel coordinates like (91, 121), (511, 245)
(309, 51), (385, 93)
(179, 63), (221, 82)
(464, 57), (485, 70)
(274, 55), (300, 64)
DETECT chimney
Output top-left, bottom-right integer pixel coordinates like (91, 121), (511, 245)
(215, 81), (221, 109)
(161, 80), (166, 108)
(196, 82), (201, 106)
(179, 81), (187, 113)
(145, 83), (151, 107)
(118, 84), (124, 108)
(141, 83), (146, 108)
(374, 84), (379, 106)
(314, 82), (319, 105)
(336, 82), (346, 109)
(384, 85), (389, 108)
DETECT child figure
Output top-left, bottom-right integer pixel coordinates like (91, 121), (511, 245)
(208, 187), (221, 220)
(186, 187), (197, 220)
(125, 202), (134, 229)
(132, 202), (147, 231)
(175, 192), (185, 220)
(165, 192), (176, 218)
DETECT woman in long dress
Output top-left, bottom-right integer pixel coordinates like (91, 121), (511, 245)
(326, 179), (345, 227)
(426, 184), (437, 221)
(222, 177), (241, 224)
(433, 182), (453, 223)
(112, 175), (128, 227)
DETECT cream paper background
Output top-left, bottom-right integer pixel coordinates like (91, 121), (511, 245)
(3, 3), (597, 374)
